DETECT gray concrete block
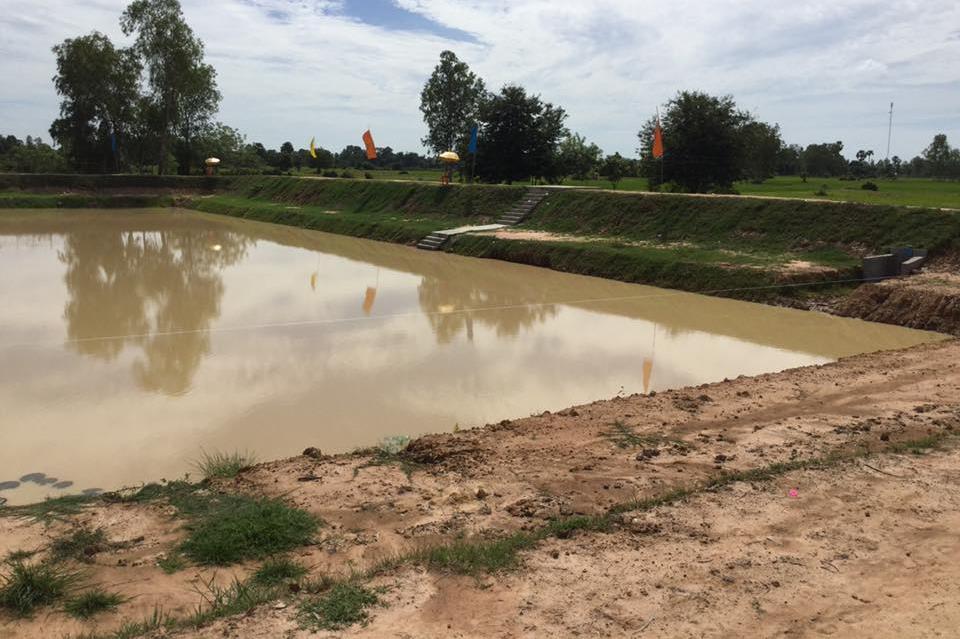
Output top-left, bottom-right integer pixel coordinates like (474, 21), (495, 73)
(863, 254), (897, 281)
(900, 255), (926, 276)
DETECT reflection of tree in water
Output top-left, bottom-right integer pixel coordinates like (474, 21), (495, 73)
(417, 274), (557, 344)
(60, 228), (249, 395)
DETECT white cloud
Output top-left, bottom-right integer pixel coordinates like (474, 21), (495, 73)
(0, 0), (958, 158)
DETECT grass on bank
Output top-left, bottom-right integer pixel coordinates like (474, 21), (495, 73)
(179, 495), (319, 566)
(194, 449), (257, 480)
(0, 560), (79, 617)
(64, 588), (126, 620)
(297, 583), (380, 631)
(50, 526), (109, 563)
(251, 556), (309, 587)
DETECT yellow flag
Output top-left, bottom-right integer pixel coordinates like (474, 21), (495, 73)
(309, 137), (317, 159)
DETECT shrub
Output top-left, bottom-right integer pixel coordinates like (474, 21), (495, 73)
(862, 181), (879, 191)
(322, 169), (339, 178)
(364, 172), (374, 180)
(814, 184), (829, 196)
(340, 170), (355, 179)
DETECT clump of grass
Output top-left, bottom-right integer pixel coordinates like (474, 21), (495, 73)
(194, 450), (257, 480)
(251, 556), (308, 586)
(0, 560), (79, 617)
(50, 526), (109, 563)
(297, 583), (379, 631)
(420, 532), (537, 575)
(180, 497), (319, 565)
(889, 434), (942, 455)
(64, 588), (125, 619)
(188, 576), (277, 628)
(354, 436), (421, 479)
(157, 552), (187, 574)
(604, 421), (664, 449)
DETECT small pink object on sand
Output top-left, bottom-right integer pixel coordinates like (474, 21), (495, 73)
(788, 488), (799, 498)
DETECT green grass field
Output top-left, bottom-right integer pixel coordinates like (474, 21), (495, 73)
(559, 176), (960, 209)
(293, 171), (958, 210)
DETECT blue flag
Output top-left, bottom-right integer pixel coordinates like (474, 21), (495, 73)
(468, 124), (478, 154)
(110, 133), (117, 156)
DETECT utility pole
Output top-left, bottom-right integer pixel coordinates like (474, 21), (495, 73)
(886, 102), (894, 160)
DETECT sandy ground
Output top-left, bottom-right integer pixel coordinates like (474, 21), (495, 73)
(2, 339), (960, 638)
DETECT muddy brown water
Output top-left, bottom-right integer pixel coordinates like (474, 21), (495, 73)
(0, 209), (944, 505)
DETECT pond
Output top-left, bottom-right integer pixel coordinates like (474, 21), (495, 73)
(0, 209), (943, 504)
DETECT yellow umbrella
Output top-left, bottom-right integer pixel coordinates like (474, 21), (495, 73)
(439, 151), (460, 163)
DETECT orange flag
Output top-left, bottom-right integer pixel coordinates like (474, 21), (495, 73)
(652, 117), (664, 159)
(362, 286), (377, 315)
(362, 130), (377, 160)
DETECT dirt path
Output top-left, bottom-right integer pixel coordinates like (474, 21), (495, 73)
(2, 340), (960, 638)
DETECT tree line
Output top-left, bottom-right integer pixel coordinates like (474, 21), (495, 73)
(1, 3), (957, 191)
(419, 51), (960, 190)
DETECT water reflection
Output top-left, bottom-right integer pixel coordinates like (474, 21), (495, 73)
(0, 209), (944, 506)
(60, 228), (248, 395)
(417, 271), (557, 343)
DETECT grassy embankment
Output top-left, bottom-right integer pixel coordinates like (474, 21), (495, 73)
(448, 189), (960, 299)
(184, 175), (527, 245)
(294, 171), (960, 209)
(3, 173), (960, 301)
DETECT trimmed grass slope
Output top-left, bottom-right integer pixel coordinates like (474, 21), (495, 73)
(527, 189), (960, 256)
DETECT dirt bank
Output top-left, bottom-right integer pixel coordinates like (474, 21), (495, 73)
(834, 271), (960, 336)
(2, 339), (959, 638)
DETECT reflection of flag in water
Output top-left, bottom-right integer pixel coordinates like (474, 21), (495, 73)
(362, 130), (377, 160)
(310, 272), (318, 291)
(362, 287), (377, 315)
(642, 358), (653, 394)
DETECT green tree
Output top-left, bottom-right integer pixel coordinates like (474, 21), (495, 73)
(121, 0), (220, 175)
(802, 141), (847, 177)
(637, 91), (748, 192)
(558, 133), (602, 180)
(419, 50), (487, 156)
(775, 144), (803, 175)
(600, 153), (629, 188)
(475, 85), (568, 183)
(923, 134), (954, 178)
(739, 121), (783, 182)
(49, 32), (141, 172)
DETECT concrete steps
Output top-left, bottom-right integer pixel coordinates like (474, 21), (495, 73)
(496, 187), (550, 226)
(415, 187), (552, 250)
(416, 232), (449, 251)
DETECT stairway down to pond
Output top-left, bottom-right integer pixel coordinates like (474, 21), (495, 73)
(496, 187), (550, 225)
(416, 186), (551, 251)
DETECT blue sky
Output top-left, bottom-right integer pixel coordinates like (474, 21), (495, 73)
(1, 0), (958, 159)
